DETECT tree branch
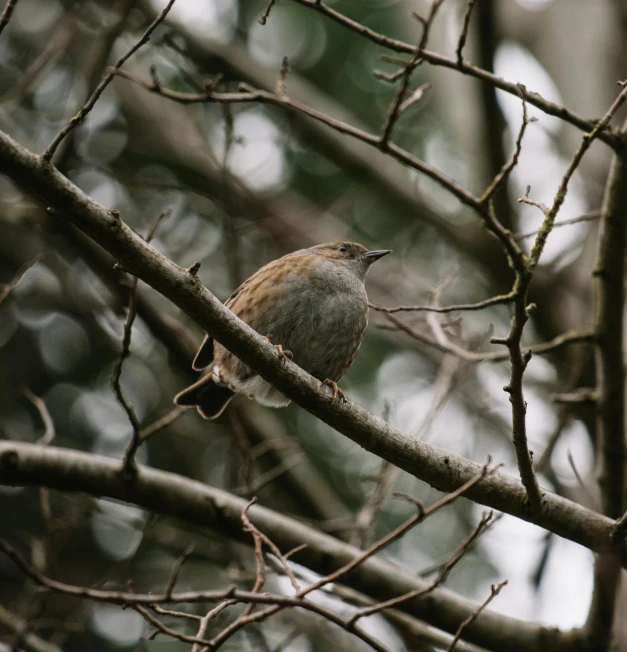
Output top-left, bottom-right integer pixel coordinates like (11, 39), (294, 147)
(0, 442), (564, 652)
(42, 0), (176, 161)
(114, 70), (486, 216)
(0, 129), (623, 568)
(582, 115), (627, 650)
(286, 0), (622, 150)
(0, 0), (19, 38)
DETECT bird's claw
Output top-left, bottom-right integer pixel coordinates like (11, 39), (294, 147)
(266, 334), (292, 361)
(274, 344), (293, 361)
(322, 379), (346, 403)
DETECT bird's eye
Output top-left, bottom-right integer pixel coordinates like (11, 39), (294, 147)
(337, 245), (348, 253)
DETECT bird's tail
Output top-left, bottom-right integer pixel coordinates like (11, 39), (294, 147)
(174, 375), (234, 419)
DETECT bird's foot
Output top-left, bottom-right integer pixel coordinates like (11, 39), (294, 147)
(266, 334), (292, 361)
(322, 379), (346, 403)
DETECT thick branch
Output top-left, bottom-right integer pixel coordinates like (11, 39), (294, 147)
(593, 131), (627, 521)
(582, 120), (627, 650)
(0, 129), (624, 565)
(0, 442), (562, 652)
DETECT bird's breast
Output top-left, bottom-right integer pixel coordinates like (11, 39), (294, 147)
(276, 284), (368, 381)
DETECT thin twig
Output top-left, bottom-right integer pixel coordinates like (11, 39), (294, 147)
(208, 461), (498, 649)
(42, 0), (177, 161)
(456, 0), (477, 66)
(276, 55), (289, 96)
(115, 69), (487, 217)
(134, 603), (215, 648)
(286, 0), (621, 149)
(20, 386), (55, 446)
(419, 513), (503, 579)
(164, 543), (196, 599)
(232, 454), (305, 496)
(380, 0), (444, 146)
(397, 81), (431, 115)
(191, 601), (230, 652)
(513, 210), (601, 241)
(552, 388), (597, 404)
(139, 405), (186, 441)
(369, 291), (514, 315)
(151, 604), (202, 622)
(526, 79), (627, 271)
(241, 498), (301, 593)
(259, 0), (276, 25)
(380, 312), (593, 362)
(0, 257), (39, 307)
(112, 272), (142, 477)
(447, 580), (508, 651)
(119, 209), (172, 475)
(481, 90), (534, 202)
(350, 461), (398, 548)
(346, 511), (495, 626)
(0, 0), (19, 37)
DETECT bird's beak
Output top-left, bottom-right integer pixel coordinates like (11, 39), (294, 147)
(363, 249), (392, 263)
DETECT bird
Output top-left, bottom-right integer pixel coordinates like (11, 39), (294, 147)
(174, 242), (391, 419)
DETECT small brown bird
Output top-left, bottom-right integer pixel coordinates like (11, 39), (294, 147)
(174, 242), (390, 418)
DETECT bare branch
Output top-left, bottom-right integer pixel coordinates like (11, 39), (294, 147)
(582, 110), (627, 648)
(379, 311), (593, 363)
(513, 210), (601, 241)
(456, 0), (477, 66)
(164, 543), (196, 599)
(0, 257), (39, 307)
(347, 511), (495, 626)
(481, 91), (534, 203)
(208, 460), (498, 650)
(112, 271), (142, 477)
(447, 580), (508, 651)
(527, 79), (627, 271)
(0, 0), (19, 38)
(0, 131), (624, 578)
(20, 386), (55, 446)
(286, 0), (622, 149)
(42, 0), (177, 161)
(397, 81), (431, 116)
(369, 291), (514, 315)
(259, 0), (276, 25)
(350, 460), (399, 548)
(0, 441), (615, 651)
(119, 208), (172, 474)
(139, 405), (186, 441)
(114, 69), (487, 216)
(380, 1), (444, 146)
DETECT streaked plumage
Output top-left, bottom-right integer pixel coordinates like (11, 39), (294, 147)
(174, 242), (390, 418)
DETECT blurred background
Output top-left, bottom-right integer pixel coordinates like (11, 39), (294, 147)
(0, 0), (624, 649)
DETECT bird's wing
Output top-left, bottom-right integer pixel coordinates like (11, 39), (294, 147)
(225, 257), (294, 312)
(192, 255), (304, 370)
(190, 262), (277, 370)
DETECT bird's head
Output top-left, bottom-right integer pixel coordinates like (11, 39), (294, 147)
(309, 242), (391, 281)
